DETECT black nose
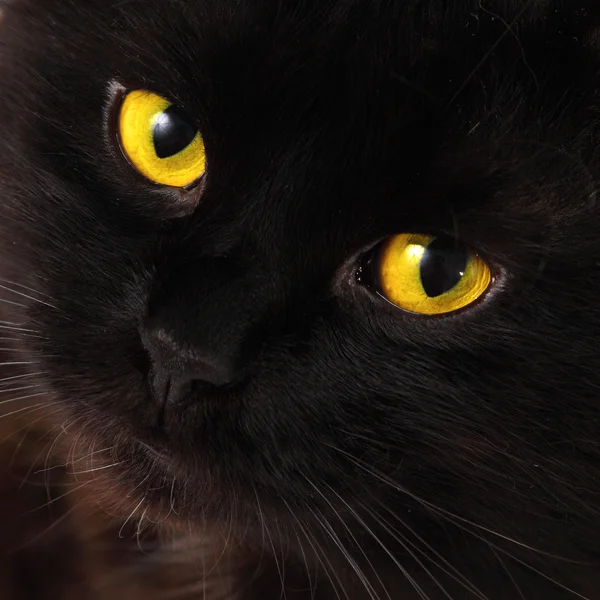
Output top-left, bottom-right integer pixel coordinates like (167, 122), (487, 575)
(140, 255), (269, 407)
(141, 325), (239, 406)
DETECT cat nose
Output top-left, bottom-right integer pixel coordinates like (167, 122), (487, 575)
(141, 325), (239, 404)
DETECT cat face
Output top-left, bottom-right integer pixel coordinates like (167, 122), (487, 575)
(2, 0), (600, 596)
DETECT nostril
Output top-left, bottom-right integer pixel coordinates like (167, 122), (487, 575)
(149, 368), (172, 406)
(188, 356), (239, 388)
(152, 371), (196, 407)
(148, 369), (195, 407)
(140, 323), (242, 398)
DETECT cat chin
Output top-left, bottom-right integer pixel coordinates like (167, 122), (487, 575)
(44, 402), (271, 537)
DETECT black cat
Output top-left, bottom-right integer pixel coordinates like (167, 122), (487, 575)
(1, 0), (600, 598)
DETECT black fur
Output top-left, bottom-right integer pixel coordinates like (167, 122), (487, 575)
(2, 0), (600, 597)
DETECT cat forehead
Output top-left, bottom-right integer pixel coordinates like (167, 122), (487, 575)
(4, 0), (598, 236)
(11, 0), (530, 156)
(15, 0), (534, 79)
(21, 0), (590, 129)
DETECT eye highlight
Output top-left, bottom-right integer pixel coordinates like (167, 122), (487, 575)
(372, 233), (491, 315)
(118, 90), (206, 188)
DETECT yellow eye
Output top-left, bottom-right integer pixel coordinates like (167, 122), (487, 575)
(118, 90), (206, 188)
(375, 233), (491, 315)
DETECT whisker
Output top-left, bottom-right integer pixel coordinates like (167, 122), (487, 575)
(263, 500), (287, 599)
(0, 391), (47, 406)
(272, 510), (289, 600)
(5, 405), (60, 471)
(0, 401), (50, 422)
(0, 384), (40, 394)
(0, 361), (36, 367)
(0, 371), (46, 383)
(315, 478), (432, 600)
(0, 325), (41, 333)
(0, 277), (53, 299)
(65, 429), (86, 476)
(70, 445), (114, 464)
(186, 501), (236, 586)
(251, 484), (269, 584)
(281, 498), (316, 600)
(125, 472), (152, 498)
(488, 545), (526, 600)
(0, 283), (58, 309)
(372, 497), (489, 600)
(444, 515), (590, 600)
(169, 475), (179, 516)
(358, 499), (482, 600)
(135, 507), (149, 553)
(302, 474), (389, 600)
(24, 480), (92, 513)
(308, 504), (381, 600)
(11, 504), (78, 553)
(286, 501), (348, 600)
(329, 445), (575, 563)
(68, 461), (123, 475)
(0, 298), (26, 308)
(42, 422), (74, 501)
(118, 495), (147, 538)
(32, 462), (68, 476)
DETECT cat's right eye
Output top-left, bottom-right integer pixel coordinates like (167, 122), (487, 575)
(117, 90), (206, 188)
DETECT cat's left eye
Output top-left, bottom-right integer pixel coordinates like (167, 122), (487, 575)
(117, 90), (206, 188)
(364, 233), (492, 315)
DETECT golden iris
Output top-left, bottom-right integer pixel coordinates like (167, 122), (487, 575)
(118, 90), (206, 187)
(376, 234), (491, 315)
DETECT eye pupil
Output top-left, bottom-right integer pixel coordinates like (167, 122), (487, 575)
(419, 237), (468, 297)
(152, 105), (198, 159)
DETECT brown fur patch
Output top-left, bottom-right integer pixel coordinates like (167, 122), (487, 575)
(0, 397), (253, 600)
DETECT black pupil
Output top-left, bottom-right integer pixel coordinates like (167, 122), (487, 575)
(152, 105), (198, 159)
(419, 237), (468, 297)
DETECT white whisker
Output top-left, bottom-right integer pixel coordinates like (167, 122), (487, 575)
(68, 461), (123, 475)
(119, 495), (147, 538)
(263, 499), (287, 599)
(0, 372), (46, 383)
(0, 325), (40, 333)
(355, 500), (460, 600)
(281, 498), (316, 600)
(0, 384), (40, 394)
(169, 475), (179, 516)
(0, 401), (50, 422)
(372, 498), (489, 600)
(70, 446), (114, 464)
(308, 504), (381, 600)
(285, 500), (347, 600)
(315, 478), (432, 600)
(0, 391), (47, 406)
(0, 361), (35, 366)
(329, 444), (574, 563)
(441, 514), (590, 600)
(488, 545), (526, 600)
(26, 480), (91, 512)
(0, 298), (26, 308)
(0, 283), (58, 309)
(16, 504), (78, 550)
(0, 277), (53, 299)
(302, 474), (389, 600)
